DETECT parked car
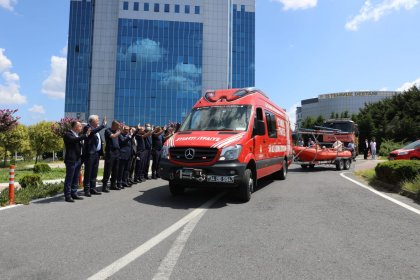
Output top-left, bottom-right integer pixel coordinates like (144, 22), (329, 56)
(388, 140), (420, 160)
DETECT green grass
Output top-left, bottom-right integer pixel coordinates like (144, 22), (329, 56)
(0, 183), (64, 206)
(355, 169), (376, 183)
(401, 175), (420, 194)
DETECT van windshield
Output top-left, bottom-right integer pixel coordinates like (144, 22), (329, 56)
(180, 105), (252, 131)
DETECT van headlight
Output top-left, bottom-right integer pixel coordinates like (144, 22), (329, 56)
(162, 146), (169, 159)
(219, 145), (242, 161)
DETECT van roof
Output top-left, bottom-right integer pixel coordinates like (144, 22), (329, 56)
(193, 88), (287, 117)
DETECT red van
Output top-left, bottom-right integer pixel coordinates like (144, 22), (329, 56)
(159, 88), (293, 202)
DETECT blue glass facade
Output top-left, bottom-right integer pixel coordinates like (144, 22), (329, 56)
(232, 6), (255, 88)
(115, 19), (203, 125)
(65, 0), (93, 116)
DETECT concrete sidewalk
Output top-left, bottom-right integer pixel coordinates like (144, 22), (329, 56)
(353, 155), (386, 172)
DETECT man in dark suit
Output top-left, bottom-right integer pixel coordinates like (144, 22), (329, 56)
(128, 127), (138, 185)
(117, 126), (132, 188)
(151, 126), (164, 179)
(63, 121), (91, 202)
(82, 115), (106, 197)
(143, 123), (153, 180)
(134, 126), (153, 182)
(102, 120), (122, 191)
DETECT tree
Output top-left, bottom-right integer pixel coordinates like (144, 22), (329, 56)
(0, 109), (20, 133)
(0, 124), (28, 165)
(28, 121), (63, 163)
(356, 86), (420, 152)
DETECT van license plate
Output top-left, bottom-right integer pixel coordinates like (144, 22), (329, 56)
(207, 175), (234, 183)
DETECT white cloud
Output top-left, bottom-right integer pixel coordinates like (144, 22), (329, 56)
(0, 48), (26, 104)
(0, 0), (17, 11)
(397, 77), (420, 91)
(42, 55), (67, 99)
(119, 39), (166, 63)
(28, 104), (45, 114)
(346, 0), (418, 31)
(272, 0), (317, 10)
(286, 103), (299, 131)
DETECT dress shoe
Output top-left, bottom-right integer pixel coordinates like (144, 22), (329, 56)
(118, 184), (124, 189)
(90, 189), (102, 195)
(122, 183), (130, 188)
(102, 188), (110, 193)
(110, 186), (121, 190)
(71, 195), (84, 200)
(84, 192), (91, 197)
(152, 174), (157, 179)
(65, 197), (75, 203)
(133, 179), (140, 183)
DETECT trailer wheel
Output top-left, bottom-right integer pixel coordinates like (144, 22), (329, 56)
(336, 159), (344, 171)
(309, 164), (315, 169)
(169, 181), (185, 196)
(344, 159), (351, 170)
(301, 164), (308, 169)
(238, 169), (253, 202)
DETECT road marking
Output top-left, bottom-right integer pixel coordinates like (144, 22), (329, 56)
(152, 210), (205, 280)
(340, 172), (420, 216)
(0, 204), (21, 211)
(87, 192), (225, 280)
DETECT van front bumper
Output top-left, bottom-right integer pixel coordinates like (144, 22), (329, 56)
(159, 159), (247, 188)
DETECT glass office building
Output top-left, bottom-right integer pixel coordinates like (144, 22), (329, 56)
(65, 0), (256, 125)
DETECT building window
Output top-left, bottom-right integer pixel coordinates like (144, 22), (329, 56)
(241, 5), (245, 12)
(175, 4), (180, 13)
(144, 3), (149, 11)
(185, 5), (190, 14)
(154, 3), (159, 12)
(123, 1), (129, 10)
(195, 6), (200, 14)
(134, 2), (139, 11)
(164, 4), (170, 12)
(131, 53), (137, 62)
(233, 4), (237, 11)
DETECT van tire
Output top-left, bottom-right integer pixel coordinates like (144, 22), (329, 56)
(301, 164), (308, 169)
(169, 181), (185, 196)
(274, 162), (287, 180)
(238, 169), (253, 202)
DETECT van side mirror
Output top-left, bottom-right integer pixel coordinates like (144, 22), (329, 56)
(254, 120), (266, 136)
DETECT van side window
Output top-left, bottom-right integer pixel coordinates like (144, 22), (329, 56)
(253, 108), (264, 136)
(265, 111), (277, 138)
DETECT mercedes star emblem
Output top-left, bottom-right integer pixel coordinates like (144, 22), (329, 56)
(185, 148), (195, 160)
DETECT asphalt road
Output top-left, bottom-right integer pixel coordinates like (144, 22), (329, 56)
(1, 164), (419, 280)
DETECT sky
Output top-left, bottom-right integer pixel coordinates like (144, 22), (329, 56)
(0, 0), (419, 127)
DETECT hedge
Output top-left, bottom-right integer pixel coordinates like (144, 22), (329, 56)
(375, 160), (420, 187)
(19, 174), (43, 188)
(0, 183), (63, 206)
(33, 163), (51, 173)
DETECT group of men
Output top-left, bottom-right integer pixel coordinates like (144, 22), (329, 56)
(63, 115), (176, 203)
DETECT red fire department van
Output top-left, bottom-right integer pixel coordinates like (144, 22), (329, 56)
(159, 88), (293, 202)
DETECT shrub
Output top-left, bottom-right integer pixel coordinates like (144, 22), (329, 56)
(378, 139), (407, 157)
(33, 163), (51, 173)
(375, 160), (420, 187)
(19, 174), (42, 188)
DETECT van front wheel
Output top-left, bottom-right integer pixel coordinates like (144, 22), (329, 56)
(238, 169), (253, 202)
